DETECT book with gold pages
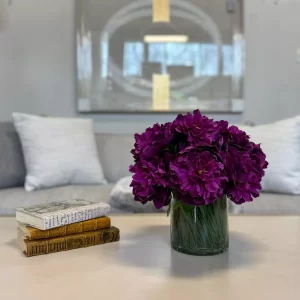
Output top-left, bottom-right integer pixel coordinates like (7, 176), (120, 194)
(18, 216), (111, 240)
(17, 226), (120, 257)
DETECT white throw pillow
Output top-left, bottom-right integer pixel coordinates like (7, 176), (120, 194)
(12, 113), (107, 191)
(238, 116), (300, 194)
(109, 176), (167, 213)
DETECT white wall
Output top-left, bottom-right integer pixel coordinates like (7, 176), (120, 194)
(2, 0), (299, 132)
(244, 0), (300, 124)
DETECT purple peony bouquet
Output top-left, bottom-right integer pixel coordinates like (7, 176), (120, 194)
(129, 110), (268, 210)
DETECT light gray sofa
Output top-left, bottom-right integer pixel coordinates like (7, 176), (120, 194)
(0, 123), (134, 215)
(0, 122), (299, 216)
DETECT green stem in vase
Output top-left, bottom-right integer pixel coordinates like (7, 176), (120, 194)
(170, 195), (229, 256)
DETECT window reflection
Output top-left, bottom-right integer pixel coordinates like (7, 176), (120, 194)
(123, 42), (234, 78)
(222, 45), (233, 76)
(77, 32), (92, 80)
(123, 42), (145, 76)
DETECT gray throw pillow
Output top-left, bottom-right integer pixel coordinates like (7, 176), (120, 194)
(0, 122), (26, 188)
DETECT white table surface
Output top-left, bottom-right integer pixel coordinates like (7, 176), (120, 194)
(0, 215), (299, 300)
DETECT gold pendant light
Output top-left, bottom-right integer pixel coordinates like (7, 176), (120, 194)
(152, 0), (170, 23)
(144, 0), (188, 43)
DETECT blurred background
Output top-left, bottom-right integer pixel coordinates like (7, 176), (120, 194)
(0, 0), (299, 132)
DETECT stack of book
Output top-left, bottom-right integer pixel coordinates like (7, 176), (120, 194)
(16, 199), (120, 257)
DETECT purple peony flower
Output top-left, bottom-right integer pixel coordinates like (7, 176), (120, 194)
(131, 122), (175, 162)
(169, 150), (228, 205)
(129, 110), (268, 209)
(173, 110), (227, 147)
(223, 126), (268, 204)
(129, 162), (171, 209)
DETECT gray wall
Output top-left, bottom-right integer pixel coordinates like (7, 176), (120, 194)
(244, 0), (300, 124)
(0, 0), (76, 119)
(1, 0), (299, 132)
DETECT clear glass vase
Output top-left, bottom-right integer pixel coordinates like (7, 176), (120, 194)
(170, 195), (229, 256)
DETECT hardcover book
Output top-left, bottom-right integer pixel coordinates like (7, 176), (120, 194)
(18, 216), (111, 240)
(17, 226), (120, 257)
(16, 199), (110, 230)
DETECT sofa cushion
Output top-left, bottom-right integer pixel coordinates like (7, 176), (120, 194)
(0, 122), (26, 189)
(0, 184), (125, 216)
(231, 193), (300, 214)
(95, 133), (134, 183)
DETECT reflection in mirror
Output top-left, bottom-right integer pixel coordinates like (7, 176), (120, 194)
(76, 0), (244, 113)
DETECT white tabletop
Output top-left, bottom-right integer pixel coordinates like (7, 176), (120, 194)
(0, 215), (299, 300)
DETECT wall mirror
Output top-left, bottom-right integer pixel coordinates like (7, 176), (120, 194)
(76, 0), (244, 113)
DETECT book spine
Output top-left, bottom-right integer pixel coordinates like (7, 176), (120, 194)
(43, 204), (110, 230)
(24, 227), (120, 257)
(28, 217), (111, 240)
